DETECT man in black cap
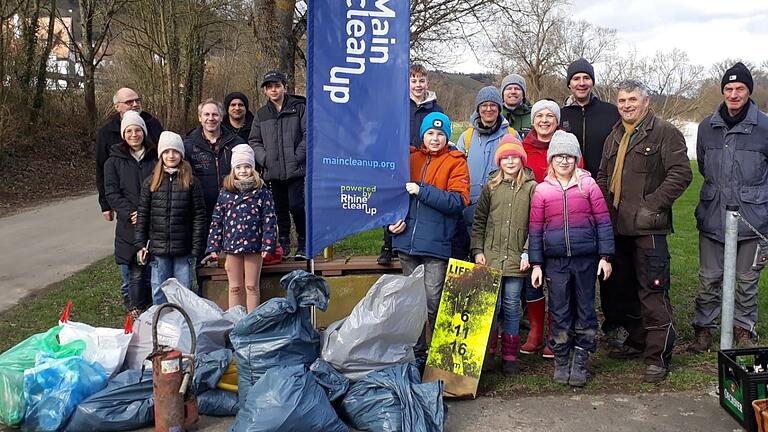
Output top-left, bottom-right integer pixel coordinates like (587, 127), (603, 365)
(560, 58), (623, 349)
(690, 62), (768, 352)
(222, 92), (255, 142)
(249, 71), (308, 259)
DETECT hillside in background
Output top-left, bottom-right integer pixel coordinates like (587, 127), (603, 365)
(429, 71), (496, 122)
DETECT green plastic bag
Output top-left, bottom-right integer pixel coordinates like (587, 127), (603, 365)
(0, 326), (86, 427)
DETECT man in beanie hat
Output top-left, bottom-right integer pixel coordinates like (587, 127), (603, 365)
(560, 58), (620, 177)
(97, 87), (164, 222)
(223, 92), (255, 142)
(500, 74), (532, 137)
(690, 62), (768, 353)
(250, 70), (307, 259)
(455, 86), (521, 258)
(596, 80), (692, 383)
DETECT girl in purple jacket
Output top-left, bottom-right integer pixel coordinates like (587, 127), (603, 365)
(528, 130), (614, 387)
(206, 144), (277, 312)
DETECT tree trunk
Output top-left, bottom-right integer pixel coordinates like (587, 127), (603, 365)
(30, 0), (57, 125)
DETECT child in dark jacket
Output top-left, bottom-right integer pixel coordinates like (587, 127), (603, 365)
(135, 131), (207, 304)
(206, 144), (277, 312)
(529, 130), (614, 387)
(389, 112), (470, 366)
(471, 136), (537, 376)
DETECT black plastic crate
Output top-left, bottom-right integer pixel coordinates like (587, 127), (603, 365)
(719, 348), (768, 432)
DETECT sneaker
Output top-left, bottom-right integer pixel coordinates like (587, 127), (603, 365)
(294, 248), (307, 260)
(644, 364), (668, 383)
(607, 344), (643, 360)
(377, 247), (394, 265)
(688, 326), (713, 354)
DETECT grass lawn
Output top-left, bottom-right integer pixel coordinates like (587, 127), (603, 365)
(1, 161), (766, 397)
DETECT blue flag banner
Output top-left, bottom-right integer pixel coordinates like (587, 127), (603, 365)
(306, 0), (410, 258)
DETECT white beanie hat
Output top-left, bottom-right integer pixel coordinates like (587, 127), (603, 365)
(531, 100), (561, 124)
(157, 131), (184, 159)
(231, 144), (255, 169)
(120, 110), (147, 138)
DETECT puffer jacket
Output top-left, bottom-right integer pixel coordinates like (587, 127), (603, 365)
(183, 127), (245, 221)
(135, 172), (207, 258)
(104, 143), (157, 265)
(410, 91), (444, 147)
(523, 130), (584, 183)
(206, 186), (278, 255)
(596, 113), (692, 236)
(470, 168), (537, 276)
(391, 145), (470, 260)
(249, 94), (307, 181)
(560, 93), (620, 176)
(529, 169), (614, 265)
(696, 101), (768, 242)
(502, 101), (532, 138)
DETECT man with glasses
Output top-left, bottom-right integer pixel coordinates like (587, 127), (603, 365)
(96, 87), (164, 221)
(595, 80), (692, 383)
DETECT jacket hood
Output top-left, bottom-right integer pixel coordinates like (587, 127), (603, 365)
(412, 143), (465, 159)
(412, 90), (438, 106)
(543, 167), (591, 189)
(283, 94), (307, 110)
(504, 100), (531, 114)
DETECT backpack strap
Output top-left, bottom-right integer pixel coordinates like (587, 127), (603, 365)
(464, 127), (473, 153)
(507, 126), (518, 138)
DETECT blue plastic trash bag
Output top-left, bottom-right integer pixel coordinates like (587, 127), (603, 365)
(22, 355), (108, 432)
(0, 326), (85, 427)
(229, 364), (347, 432)
(197, 389), (239, 417)
(340, 363), (445, 432)
(194, 349), (233, 394)
(310, 359), (349, 403)
(65, 369), (154, 432)
(230, 270), (329, 405)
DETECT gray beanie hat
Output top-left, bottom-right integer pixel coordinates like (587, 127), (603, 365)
(475, 86), (503, 112)
(120, 110), (147, 138)
(500, 74), (527, 98)
(531, 99), (561, 124)
(157, 131), (185, 159)
(547, 130), (582, 163)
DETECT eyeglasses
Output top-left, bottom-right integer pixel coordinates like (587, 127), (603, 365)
(479, 103), (498, 111)
(553, 155), (576, 163)
(119, 97), (142, 105)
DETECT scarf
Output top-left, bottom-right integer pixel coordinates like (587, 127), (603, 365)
(130, 147), (146, 162)
(609, 113), (648, 208)
(163, 167), (179, 175)
(475, 116), (502, 136)
(234, 175), (262, 193)
(719, 101), (750, 130)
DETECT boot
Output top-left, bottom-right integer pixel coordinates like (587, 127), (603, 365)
(568, 347), (589, 387)
(735, 326), (757, 349)
(553, 352), (570, 385)
(520, 298), (545, 354)
(377, 246), (394, 265)
(542, 313), (554, 358)
(688, 326), (713, 353)
(501, 334), (520, 376)
(279, 237), (291, 258)
(482, 330), (499, 372)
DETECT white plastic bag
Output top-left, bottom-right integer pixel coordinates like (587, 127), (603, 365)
(57, 302), (132, 378)
(321, 265), (427, 381)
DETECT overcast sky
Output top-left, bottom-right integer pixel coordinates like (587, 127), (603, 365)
(450, 1), (768, 73)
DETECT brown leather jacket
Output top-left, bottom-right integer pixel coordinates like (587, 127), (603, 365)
(596, 114), (692, 236)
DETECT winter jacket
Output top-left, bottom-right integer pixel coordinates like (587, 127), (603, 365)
(470, 169), (537, 277)
(249, 94), (307, 181)
(183, 127), (245, 222)
(410, 91), (445, 147)
(502, 101), (532, 138)
(529, 170), (614, 265)
(135, 173), (207, 259)
(522, 130), (584, 184)
(206, 186), (278, 255)
(104, 144), (157, 265)
(596, 113), (692, 236)
(97, 111), (163, 211)
(696, 101), (768, 242)
(560, 94), (620, 176)
(391, 145), (470, 260)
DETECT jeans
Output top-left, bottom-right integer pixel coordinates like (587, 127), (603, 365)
(119, 264), (130, 309)
(497, 277), (524, 336)
(149, 255), (196, 305)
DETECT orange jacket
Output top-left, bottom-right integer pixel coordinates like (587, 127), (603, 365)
(409, 145), (470, 206)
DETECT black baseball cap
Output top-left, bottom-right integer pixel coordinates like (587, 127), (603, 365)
(261, 70), (287, 87)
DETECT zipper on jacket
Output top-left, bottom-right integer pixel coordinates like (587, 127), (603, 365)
(408, 154), (431, 254)
(581, 107), (587, 154)
(563, 184), (571, 256)
(167, 174), (173, 254)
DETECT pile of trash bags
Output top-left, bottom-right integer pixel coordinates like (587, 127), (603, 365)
(0, 268), (447, 432)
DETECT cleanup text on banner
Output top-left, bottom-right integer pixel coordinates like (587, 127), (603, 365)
(306, 0), (411, 258)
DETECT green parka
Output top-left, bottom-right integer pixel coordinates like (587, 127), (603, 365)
(470, 168), (537, 277)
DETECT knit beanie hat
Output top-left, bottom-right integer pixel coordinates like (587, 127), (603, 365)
(531, 99), (561, 124)
(495, 134), (527, 167)
(547, 130), (582, 163)
(120, 110), (147, 138)
(157, 131), (185, 159)
(566, 58), (595, 86)
(223, 92), (250, 113)
(721, 62), (753, 94)
(475, 86), (503, 112)
(500, 74), (527, 98)
(231, 144), (255, 168)
(420, 112), (452, 141)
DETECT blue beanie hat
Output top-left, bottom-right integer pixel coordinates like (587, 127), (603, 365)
(419, 112), (452, 141)
(475, 86), (503, 112)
